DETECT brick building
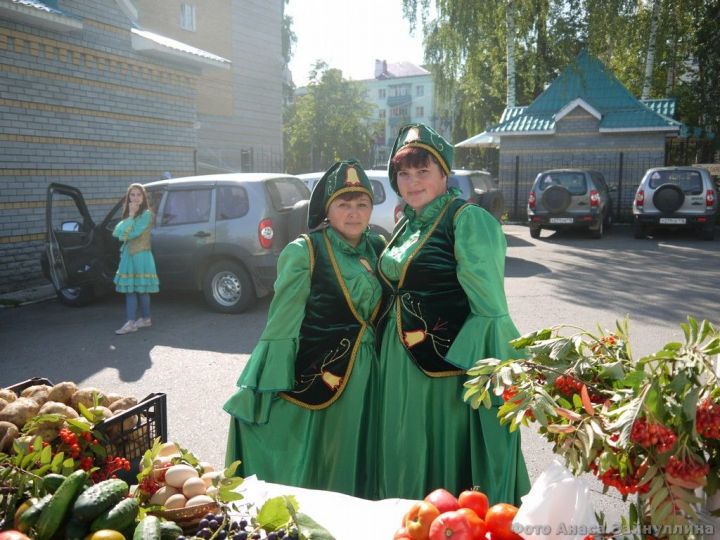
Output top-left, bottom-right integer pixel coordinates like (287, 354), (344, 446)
(0, 0), (284, 292)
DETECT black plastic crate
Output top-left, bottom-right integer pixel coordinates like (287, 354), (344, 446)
(6, 378), (167, 480)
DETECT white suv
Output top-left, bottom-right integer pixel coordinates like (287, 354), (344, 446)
(633, 166), (718, 240)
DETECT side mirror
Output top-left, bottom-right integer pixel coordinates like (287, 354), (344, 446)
(60, 221), (81, 232)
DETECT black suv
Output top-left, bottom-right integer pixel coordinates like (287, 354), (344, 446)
(42, 174), (310, 313)
(527, 169), (614, 239)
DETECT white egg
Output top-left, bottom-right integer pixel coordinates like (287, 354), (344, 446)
(199, 461), (214, 473)
(182, 476), (207, 499)
(186, 494), (215, 507)
(201, 471), (223, 488)
(149, 485), (180, 506)
(157, 442), (180, 457)
(165, 464), (199, 488)
(164, 493), (187, 509)
(206, 486), (219, 497)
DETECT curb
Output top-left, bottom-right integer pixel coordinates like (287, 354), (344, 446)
(0, 283), (56, 308)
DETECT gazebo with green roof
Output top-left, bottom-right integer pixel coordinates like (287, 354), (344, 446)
(487, 50), (681, 219)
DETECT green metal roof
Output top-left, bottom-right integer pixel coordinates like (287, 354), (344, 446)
(489, 50), (680, 134)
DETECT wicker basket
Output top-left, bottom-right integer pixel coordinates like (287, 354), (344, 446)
(152, 501), (220, 533)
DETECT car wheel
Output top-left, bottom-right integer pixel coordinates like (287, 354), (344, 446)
(483, 192), (505, 221)
(529, 225), (541, 239)
(652, 184), (685, 213)
(202, 260), (255, 313)
(633, 220), (646, 239)
(368, 224), (391, 240)
(540, 185), (572, 213)
(590, 218), (604, 239)
(287, 199), (309, 239)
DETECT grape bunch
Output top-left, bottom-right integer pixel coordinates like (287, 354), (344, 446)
(177, 511), (300, 540)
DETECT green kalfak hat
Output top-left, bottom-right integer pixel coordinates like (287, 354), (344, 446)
(387, 123), (454, 193)
(307, 159), (374, 229)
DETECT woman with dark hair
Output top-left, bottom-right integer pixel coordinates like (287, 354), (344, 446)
(376, 124), (530, 505)
(112, 182), (159, 335)
(223, 160), (385, 499)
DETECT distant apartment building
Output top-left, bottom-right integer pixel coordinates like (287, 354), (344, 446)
(0, 0), (284, 291)
(360, 60), (446, 166)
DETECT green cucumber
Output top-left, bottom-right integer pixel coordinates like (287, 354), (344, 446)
(72, 478), (129, 522)
(64, 516), (90, 540)
(35, 469), (88, 540)
(133, 515), (161, 540)
(16, 494), (52, 533)
(159, 519), (184, 539)
(90, 497), (139, 532)
(42, 473), (67, 493)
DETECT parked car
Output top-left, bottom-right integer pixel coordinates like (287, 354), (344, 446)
(298, 170), (402, 237)
(448, 169), (505, 221)
(41, 173), (310, 313)
(527, 169), (614, 239)
(633, 166), (717, 240)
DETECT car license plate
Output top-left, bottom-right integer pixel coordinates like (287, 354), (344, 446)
(549, 217), (573, 224)
(659, 218), (686, 224)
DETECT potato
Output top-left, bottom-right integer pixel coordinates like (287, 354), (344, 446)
(0, 397), (40, 428)
(0, 397), (8, 411)
(39, 401), (79, 419)
(0, 389), (17, 403)
(105, 392), (125, 406)
(0, 421), (19, 451)
(20, 385), (52, 405)
(108, 396), (138, 413)
(71, 388), (109, 410)
(47, 381), (78, 405)
(86, 405), (113, 424)
(104, 409), (138, 438)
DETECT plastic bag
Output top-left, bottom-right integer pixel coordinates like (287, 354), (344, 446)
(512, 459), (600, 540)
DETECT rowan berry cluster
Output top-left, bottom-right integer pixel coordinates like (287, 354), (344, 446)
(629, 419), (677, 453)
(502, 386), (534, 420)
(665, 455), (710, 484)
(589, 461), (650, 496)
(696, 399), (720, 439)
(554, 375), (583, 396)
(55, 426), (130, 483)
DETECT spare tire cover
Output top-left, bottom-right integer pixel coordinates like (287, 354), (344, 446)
(652, 184), (685, 213)
(541, 185), (572, 213)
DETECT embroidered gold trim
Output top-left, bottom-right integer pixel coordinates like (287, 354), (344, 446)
(300, 234), (315, 276)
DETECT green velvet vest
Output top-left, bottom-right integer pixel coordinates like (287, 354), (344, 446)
(280, 229), (384, 408)
(379, 197), (470, 377)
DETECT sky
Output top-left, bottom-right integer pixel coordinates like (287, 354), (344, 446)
(284, 0), (426, 87)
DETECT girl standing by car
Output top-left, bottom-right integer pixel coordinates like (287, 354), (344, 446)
(376, 124), (530, 504)
(112, 183), (159, 335)
(223, 160), (385, 499)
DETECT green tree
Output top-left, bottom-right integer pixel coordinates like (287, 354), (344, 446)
(284, 62), (379, 173)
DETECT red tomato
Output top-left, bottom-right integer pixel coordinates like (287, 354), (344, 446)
(484, 503), (522, 540)
(458, 489), (490, 520)
(404, 500), (441, 540)
(428, 510), (474, 540)
(393, 526), (414, 540)
(456, 508), (487, 540)
(424, 488), (460, 514)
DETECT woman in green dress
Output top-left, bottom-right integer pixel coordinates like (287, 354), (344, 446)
(224, 160), (385, 499)
(376, 124), (530, 505)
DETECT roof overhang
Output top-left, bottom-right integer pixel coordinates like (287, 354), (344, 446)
(493, 130), (555, 137)
(131, 28), (231, 70)
(599, 126), (681, 133)
(0, 0), (82, 32)
(554, 98), (602, 122)
(454, 131), (500, 148)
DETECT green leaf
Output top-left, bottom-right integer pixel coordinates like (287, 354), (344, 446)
(220, 476), (244, 491)
(224, 460), (242, 479)
(257, 495), (295, 532)
(510, 328), (552, 349)
(598, 361), (626, 380)
(40, 443), (52, 464)
(294, 511), (336, 539)
(682, 386), (700, 423)
(653, 499), (673, 524)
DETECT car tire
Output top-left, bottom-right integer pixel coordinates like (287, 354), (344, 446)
(287, 199), (309, 240)
(482, 192), (505, 221)
(652, 184), (685, 213)
(590, 218), (604, 239)
(368, 224), (391, 240)
(202, 260), (255, 313)
(540, 185), (572, 213)
(529, 225), (541, 239)
(633, 220), (646, 239)
(55, 285), (94, 307)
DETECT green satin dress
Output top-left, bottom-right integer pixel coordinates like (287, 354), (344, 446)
(223, 227), (382, 499)
(377, 191), (530, 505)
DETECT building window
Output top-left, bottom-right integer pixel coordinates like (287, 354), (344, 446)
(378, 88), (386, 99)
(379, 109), (386, 119)
(416, 106), (424, 117)
(416, 85), (424, 97)
(180, 3), (196, 31)
(389, 86), (397, 97)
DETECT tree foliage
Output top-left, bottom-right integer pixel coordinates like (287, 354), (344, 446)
(402, 0), (716, 148)
(284, 62), (379, 173)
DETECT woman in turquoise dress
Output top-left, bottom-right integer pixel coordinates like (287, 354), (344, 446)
(223, 160), (385, 499)
(112, 183), (159, 335)
(376, 124), (530, 505)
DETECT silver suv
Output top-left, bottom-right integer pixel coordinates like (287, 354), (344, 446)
(633, 166), (718, 240)
(42, 174), (310, 313)
(527, 169), (613, 239)
(448, 169), (505, 221)
(298, 170), (402, 237)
